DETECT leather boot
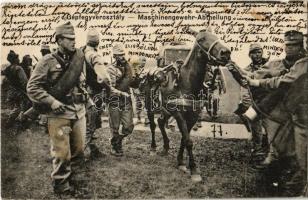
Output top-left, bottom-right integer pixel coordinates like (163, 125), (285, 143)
(257, 148), (278, 169)
(110, 135), (122, 157)
(117, 138), (123, 155)
(89, 144), (104, 159)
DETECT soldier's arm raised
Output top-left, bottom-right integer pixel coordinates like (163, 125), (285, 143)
(86, 50), (111, 84)
(225, 61), (250, 87)
(258, 59), (308, 89)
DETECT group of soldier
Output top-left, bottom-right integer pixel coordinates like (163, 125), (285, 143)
(1, 20), (307, 197)
(2, 22), (145, 195)
(229, 30), (307, 196)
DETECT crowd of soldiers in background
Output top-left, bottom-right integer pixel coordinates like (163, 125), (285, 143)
(1, 45), (51, 128)
(1, 21), (307, 197)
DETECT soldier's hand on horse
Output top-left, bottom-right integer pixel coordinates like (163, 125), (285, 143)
(241, 78), (248, 86)
(51, 100), (66, 114)
(244, 76), (260, 87)
(225, 61), (236, 71)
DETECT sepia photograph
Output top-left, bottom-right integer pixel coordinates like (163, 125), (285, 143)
(1, 0), (307, 198)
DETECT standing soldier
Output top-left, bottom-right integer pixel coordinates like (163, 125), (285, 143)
(83, 28), (110, 159)
(228, 30), (307, 167)
(245, 33), (308, 196)
(243, 31), (306, 166)
(27, 22), (91, 195)
(107, 43), (135, 157)
(233, 43), (269, 165)
(1, 50), (29, 127)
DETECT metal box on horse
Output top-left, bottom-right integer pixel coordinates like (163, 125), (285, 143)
(157, 43), (191, 67)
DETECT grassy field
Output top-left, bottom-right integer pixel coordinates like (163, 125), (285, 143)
(1, 109), (276, 199)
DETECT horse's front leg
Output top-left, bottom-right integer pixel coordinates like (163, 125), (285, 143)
(174, 112), (202, 182)
(157, 112), (170, 155)
(186, 131), (202, 182)
(173, 112), (189, 172)
(147, 111), (157, 151)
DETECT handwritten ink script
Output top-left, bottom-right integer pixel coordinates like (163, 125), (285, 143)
(1, 2), (307, 59)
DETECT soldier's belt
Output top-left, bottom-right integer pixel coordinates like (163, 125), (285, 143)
(62, 93), (87, 104)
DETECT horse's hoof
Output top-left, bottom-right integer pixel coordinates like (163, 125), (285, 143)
(178, 165), (189, 173)
(191, 174), (202, 182)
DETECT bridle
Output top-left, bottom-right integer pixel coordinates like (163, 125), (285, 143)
(195, 37), (222, 65)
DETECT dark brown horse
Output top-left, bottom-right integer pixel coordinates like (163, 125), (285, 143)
(142, 29), (231, 182)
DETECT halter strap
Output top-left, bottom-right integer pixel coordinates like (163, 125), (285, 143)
(207, 39), (220, 55)
(195, 39), (220, 64)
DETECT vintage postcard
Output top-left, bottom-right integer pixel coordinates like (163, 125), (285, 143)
(1, 0), (307, 199)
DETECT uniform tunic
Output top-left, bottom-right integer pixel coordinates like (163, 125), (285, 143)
(27, 50), (87, 119)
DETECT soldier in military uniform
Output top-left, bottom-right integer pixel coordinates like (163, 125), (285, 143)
(37, 45), (51, 126)
(27, 22), (91, 195)
(107, 44), (135, 157)
(20, 55), (33, 79)
(1, 50), (29, 127)
(228, 30), (306, 167)
(243, 31), (306, 166)
(83, 28), (110, 159)
(245, 34), (308, 196)
(233, 43), (269, 165)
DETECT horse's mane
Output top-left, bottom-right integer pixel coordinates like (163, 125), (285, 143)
(182, 41), (198, 70)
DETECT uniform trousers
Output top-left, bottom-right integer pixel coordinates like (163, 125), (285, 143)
(47, 116), (86, 188)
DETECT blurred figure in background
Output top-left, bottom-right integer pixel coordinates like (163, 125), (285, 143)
(1, 50), (29, 128)
(83, 28), (110, 159)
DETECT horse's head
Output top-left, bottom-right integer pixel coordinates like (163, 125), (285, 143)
(191, 29), (231, 66)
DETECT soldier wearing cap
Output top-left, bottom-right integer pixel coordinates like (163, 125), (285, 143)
(245, 32), (308, 196)
(228, 30), (306, 167)
(226, 30), (307, 195)
(1, 50), (29, 127)
(232, 43), (269, 166)
(27, 22), (91, 195)
(107, 43), (135, 157)
(82, 28), (110, 159)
